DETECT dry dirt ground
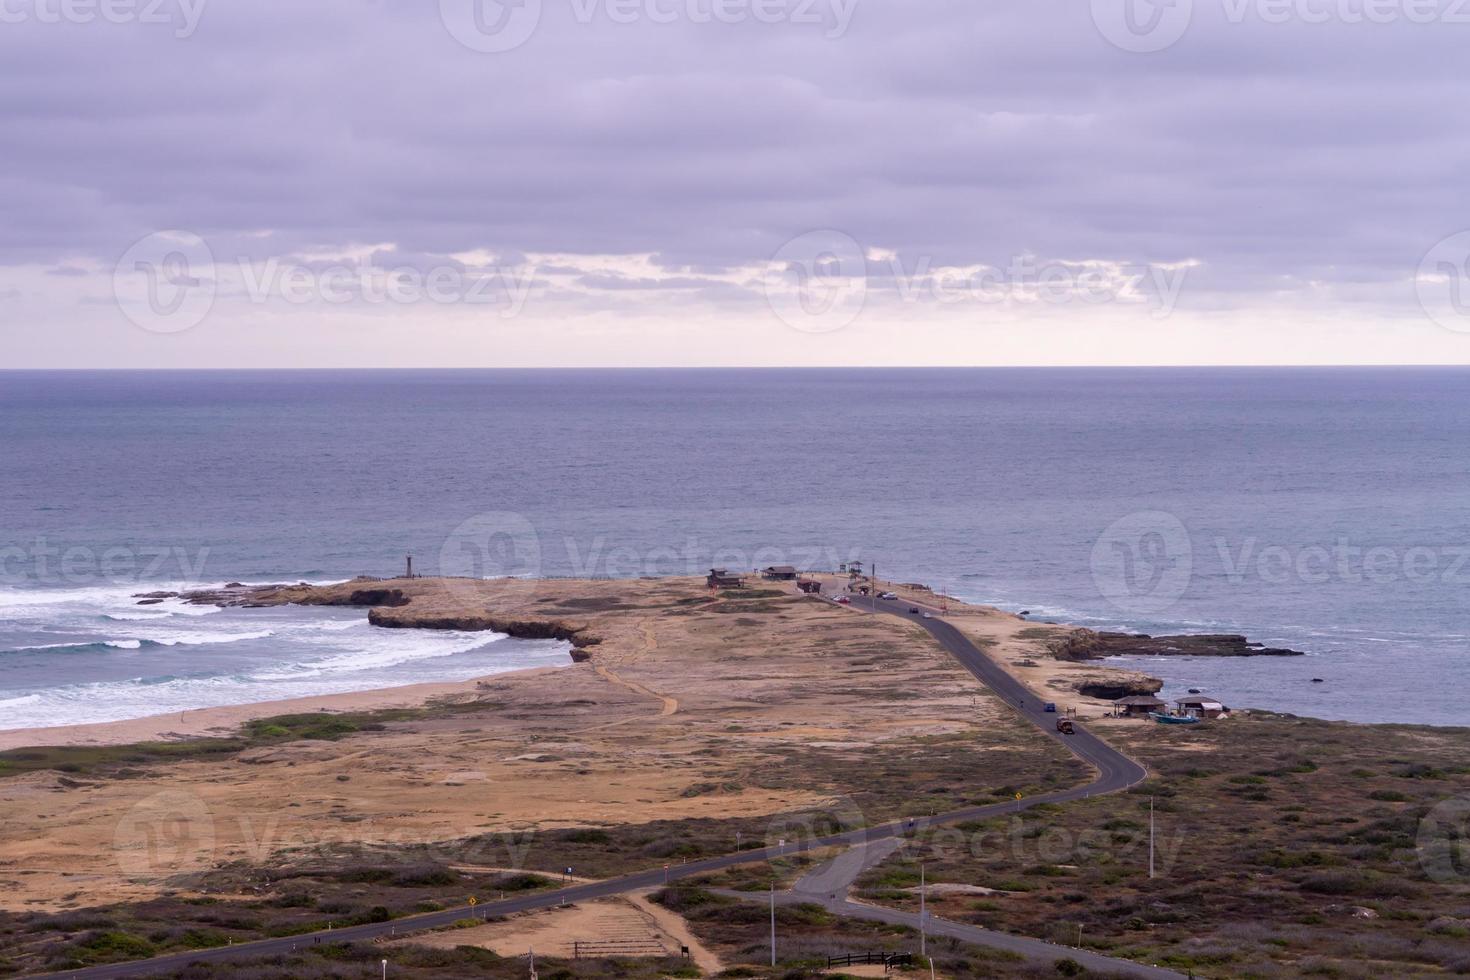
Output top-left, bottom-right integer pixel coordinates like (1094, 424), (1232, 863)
(0, 575), (1122, 914)
(396, 888), (723, 974)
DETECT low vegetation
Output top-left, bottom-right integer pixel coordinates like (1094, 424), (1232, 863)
(852, 714), (1470, 978)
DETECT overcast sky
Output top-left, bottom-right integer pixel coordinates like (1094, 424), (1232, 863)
(3, 0), (1469, 366)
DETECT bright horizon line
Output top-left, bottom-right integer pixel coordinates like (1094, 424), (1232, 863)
(4, 363), (1470, 372)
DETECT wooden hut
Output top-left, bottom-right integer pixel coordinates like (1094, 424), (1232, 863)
(1113, 695), (1167, 718)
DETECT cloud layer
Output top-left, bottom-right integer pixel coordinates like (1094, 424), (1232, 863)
(2, 0), (1468, 364)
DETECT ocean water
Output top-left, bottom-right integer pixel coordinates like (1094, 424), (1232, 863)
(1, 368), (1466, 728)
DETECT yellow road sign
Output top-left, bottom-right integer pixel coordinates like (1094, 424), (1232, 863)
(468, 896), (477, 906)
(1014, 792), (1023, 801)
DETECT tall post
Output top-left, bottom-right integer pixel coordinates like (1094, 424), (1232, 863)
(406, 555), (413, 579)
(769, 882), (776, 967)
(1149, 796), (1156, 879)
(919, 862), (926, 958)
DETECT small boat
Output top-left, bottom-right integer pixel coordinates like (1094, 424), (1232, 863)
(1187, 688), (1202, 694)
(1150, 712), (1202, 725)
(1311, 678), (1325, 683)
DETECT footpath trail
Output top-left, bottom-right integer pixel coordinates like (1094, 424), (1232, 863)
(42, 599), (1175, 980)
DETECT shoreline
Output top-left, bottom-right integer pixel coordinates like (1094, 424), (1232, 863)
(0, 573), (1428, 750)
(0, 662), (566, 752)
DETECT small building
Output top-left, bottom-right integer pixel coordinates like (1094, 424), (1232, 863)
(706, 568), (745, 589)
(797, 580), (823, 594)
(1113, 695), (1167, 718)
(762, 565), (799, 581)
(1175, 696), (1226, 719)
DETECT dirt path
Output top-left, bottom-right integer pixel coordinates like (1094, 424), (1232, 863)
(591, 619), (678, 718)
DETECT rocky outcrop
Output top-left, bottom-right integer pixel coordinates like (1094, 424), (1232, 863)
(1075, 674), (1165, 700)
(174, 579), (600, 662)
(1049, 629), (1305, 661)
(367, 607), (600, 648)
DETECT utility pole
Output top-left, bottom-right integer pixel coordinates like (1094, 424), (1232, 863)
(769, 882), (776, 967)
(919, 862), (927, 958)
(1149, 796), (1156, 879)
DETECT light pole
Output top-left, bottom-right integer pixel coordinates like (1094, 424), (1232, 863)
(919, 862), (926, 958)
(769, 882), (776, 967)
(1149, 796), (1156, 879)
(380, 958), (387, 980)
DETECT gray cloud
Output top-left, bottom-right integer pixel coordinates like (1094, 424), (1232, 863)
(0, 0), (1466, 328)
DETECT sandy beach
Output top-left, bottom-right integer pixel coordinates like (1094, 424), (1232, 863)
(0, 665), (566, 753)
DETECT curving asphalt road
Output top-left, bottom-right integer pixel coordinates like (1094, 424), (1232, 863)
(39, 597), (1162, 979)
(717, 837), (1184, 980)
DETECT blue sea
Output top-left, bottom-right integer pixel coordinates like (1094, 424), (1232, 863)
(1, 368), (1466, 729)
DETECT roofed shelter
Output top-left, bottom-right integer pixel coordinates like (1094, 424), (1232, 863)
(1176, 696), (1226, 719)
(706, 568), (745, 589)
(1113, 695), (1167, 718)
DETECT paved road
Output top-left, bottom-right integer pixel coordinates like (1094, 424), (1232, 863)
(714, 840), (1182, 979)
(40, 598), (1154, 979)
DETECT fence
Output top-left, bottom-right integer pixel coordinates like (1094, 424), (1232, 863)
(827, 951), (915, 971)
